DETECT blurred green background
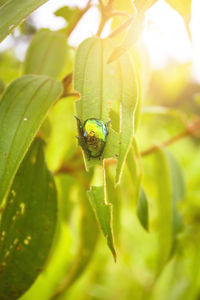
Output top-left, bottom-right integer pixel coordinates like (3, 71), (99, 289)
(1, 0), (200, 299)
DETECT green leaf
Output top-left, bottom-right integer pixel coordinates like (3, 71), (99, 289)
(165, 0), (191, 17)
(154, 148), (185, 272)
(154, 148), (172, 272)
(88, 186), (116, 261)
(24, 30), (67, 79)
(0, 0), (49, 42)
(74, 37), (121, 169)
(115, 54), (138, 184)
(0, 78), (5, 95)
(0, 75), (63, 205)
(165, 150), (185, 240)
(126, 139), (142, 203)
(54, 6), (81, 35)
(104, 160), (121, 241)
(74, 36), (138, 178)
(137, 187), (149, 231)
(0, 138), (57, 300)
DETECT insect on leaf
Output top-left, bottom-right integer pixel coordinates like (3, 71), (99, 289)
(74, 37), (121, 169)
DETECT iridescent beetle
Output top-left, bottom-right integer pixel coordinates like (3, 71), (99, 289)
(75, 116), (110, 160)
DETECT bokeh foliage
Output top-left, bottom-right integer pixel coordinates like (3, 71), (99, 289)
(0, 0), (200, 300)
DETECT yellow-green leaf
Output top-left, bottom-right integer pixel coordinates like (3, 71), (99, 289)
(137, 187), (149, 231)
(116, 54), (138, 184)
(154, 148), (185, 272)
(165, 0), (191, 17)
(0, 0), (49, 42)
(88, 186), (116, 261)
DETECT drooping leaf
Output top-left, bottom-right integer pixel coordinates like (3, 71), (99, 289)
(0, 0), (49, 42)
(107, 13), (145, 64)
(88, 186), (116, 261)
(104, 160), (121, 241)
(24, 30), (67, 79)
(154, 148), (172, 272)
(137, 187), (149, 231)
(126, 139), (142, 203)
(165, 150), (185, 241)
(165, 0), (191, 17)
(154, 147), (185, 272)
(0, 75), (63, 204)
(0, 138), (57, 300)
(115, 54), (138, 184)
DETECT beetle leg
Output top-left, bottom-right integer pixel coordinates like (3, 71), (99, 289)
(74, 115), (83, 135)
(105, 120), (111, 127)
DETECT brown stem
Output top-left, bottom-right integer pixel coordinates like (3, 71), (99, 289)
(141, 119), (200, 157)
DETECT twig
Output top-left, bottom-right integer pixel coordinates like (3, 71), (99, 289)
(67, 0), (93, 37)
(141, 119), (200, 157)
(97, 0), (114, 36)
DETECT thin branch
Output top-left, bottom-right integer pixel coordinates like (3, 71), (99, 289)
(67, 0), (93, 37)
(141, 119), (200, 157)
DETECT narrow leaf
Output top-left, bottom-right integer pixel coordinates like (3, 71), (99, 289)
(0, 0), (48, 42)
(0, 138), (57, 300)
(24, 30), (67, 78)
(137, 187), (149, 231)
(154, 148), (185, 272)
(116, 54), (138, 183)
(88, 186), (116, 261)
(0, 75), (63, 204)
(154, 148), (172, 271)
(165, 150), (185, 239)
(165, 0), (191, 17)
(107, 14), (145, 64)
